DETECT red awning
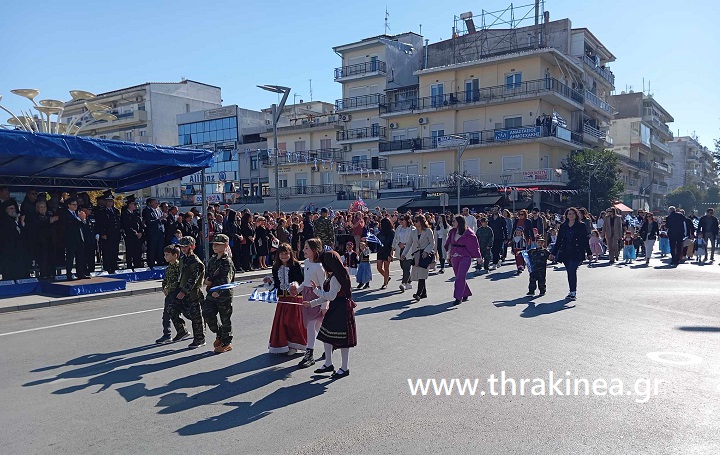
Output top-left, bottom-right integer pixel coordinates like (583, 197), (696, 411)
(614, 202), (633, 214)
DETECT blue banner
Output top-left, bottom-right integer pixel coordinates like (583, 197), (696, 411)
(495, 126), (542, 142)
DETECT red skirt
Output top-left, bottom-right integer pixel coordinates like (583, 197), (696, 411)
(301, 286), (323, 327)
(268, 301), (307, 353)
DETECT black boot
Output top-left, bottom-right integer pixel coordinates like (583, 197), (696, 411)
(298, 349), (315, 368)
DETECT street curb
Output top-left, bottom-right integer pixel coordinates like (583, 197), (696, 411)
(1, 258), (380, 314)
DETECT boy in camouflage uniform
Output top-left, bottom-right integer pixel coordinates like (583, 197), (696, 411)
(168, 236), (206, 348)
(155, 245), (190, 344)
(475, 217), (495, 272)
(526, 237), (551, 296)
(314, 207), (335, 249)
(202, 234), (236, 353)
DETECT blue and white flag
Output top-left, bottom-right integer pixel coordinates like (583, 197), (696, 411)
(248, 288), (277, 303)
(365, 232), (384, 247)
(323, 245), (333, 251)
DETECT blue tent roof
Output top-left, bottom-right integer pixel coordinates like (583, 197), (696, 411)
(0, 129), (213, 192)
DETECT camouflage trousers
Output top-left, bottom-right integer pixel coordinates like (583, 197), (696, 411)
(202, 295), (233, 344)
(168, 296), (204, 342)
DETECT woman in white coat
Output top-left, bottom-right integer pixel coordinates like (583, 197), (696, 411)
(402, 214), (436, 302)
(392, 215), (416, 292)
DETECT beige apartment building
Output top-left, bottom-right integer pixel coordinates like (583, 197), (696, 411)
(667, 136), (717, 191)
(609, 92), (674, 211)
(61, 80), (222, 202)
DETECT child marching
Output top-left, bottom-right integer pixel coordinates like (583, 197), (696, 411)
(168, 236), (206, 349)
(202, 234), (236, 353)
(155, 245), (190, 344)
(355, 240), (372, 289)
(526, 237), (551, 296)
(622, 231), (637, 263)
(511, 227), (527, 275)
(296, 238), (328, 368)
(268, 243), (307, 355)
(589, 230), (603, 263)
(342, 241), (358, 277)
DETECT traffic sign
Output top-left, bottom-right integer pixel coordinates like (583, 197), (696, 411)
(436, 135), (469, 148)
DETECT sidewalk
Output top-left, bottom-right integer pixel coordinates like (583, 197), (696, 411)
(0, 254), (379, 314)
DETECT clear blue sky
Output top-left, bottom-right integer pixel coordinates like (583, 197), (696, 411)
(2, 0), (718, 147)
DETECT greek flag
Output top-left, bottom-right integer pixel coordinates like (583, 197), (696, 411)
(366, 232), (384, 247)
(248, 288), (278, 303)
(323, 245), (333, 251)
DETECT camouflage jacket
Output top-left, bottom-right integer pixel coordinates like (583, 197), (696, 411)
(314, 216), (335, 247)
(206, 253), (235, 299)
(526, 247), (550, 273)
(162, 261), (181, 293)
(475, 226), (495, 250)
(178, 253), (205, 300)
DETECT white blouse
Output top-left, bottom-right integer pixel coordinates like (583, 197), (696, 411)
(298, 260), (326, 291)
(308, 276), (341, 307)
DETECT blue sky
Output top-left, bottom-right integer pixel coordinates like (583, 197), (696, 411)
(2, 0), (718, 147)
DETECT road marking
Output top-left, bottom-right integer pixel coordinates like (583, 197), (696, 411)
(0, 292), (254, 337)
(646, 352), (703, 366)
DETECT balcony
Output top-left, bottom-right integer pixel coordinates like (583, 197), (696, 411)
(337, 126), (387, 142)
(82, 110), (148, 130)
(268, 184), (352, 198)
(379, 78), (584, 116)
(652, 183), (669, 196)
(334, 60), (387, 81)
(394, 168), (569, 190)
(616, 154), (651, 171)
(338, 157), (388, 173)
(336, 94), (385, 111)
(379, 180), (417, 191)
(584, 90), (614, 117)
(379, 124), (581, 155)
(273, 116), (343, 133)
(653, 161), (671, 175)
(650, 136), (672, 157)
(642, 115), (673, 140)
(261, 148), (345, 167)
(580, 54), (615, 86)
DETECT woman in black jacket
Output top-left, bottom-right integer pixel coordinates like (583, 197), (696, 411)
(638, 213), (659, 266)
(550, 207), (592, 301)
(239, 212), (255, 272)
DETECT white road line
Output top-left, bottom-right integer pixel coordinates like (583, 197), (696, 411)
(0, 292), (254, 337)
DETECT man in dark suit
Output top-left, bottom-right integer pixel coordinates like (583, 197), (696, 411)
(63, 198), (89, 280)
(164, 205), (181, 246)
(95, 190), (121, 273)
(142, 197), (166, 268)
(665, 206), (687, 267)
(121, 195), (144, 270)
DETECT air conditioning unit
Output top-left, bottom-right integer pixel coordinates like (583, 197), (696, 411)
(389, 122), (399, 129)
(418, 117), (428, 124)
(343, 144), (352, 152)
(341, 114), (352, 122)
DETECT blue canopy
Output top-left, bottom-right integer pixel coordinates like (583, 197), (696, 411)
(0, 129), (213, 192)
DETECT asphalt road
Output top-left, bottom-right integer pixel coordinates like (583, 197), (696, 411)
(1, 253), (719, 455)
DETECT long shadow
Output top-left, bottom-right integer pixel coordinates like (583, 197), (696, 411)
(116, 353), (295, 405)
(484, 270), (517, 282)
(51, 352), (209, 394)
(30, 344), (161, 373)
(391, 301), (456, 320)
(355, 299), (412, 316)
(677, 326), (720, 332)
(354, 290), (400, 301)
(176, 378), (329, 435)
(520, 300), (575, 318)
(654, 264), (676, 269)
(24, 347), (182, 387)
(493, 296), (534, 307)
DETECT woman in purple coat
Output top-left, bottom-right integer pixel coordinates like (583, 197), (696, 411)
(444, 215), (482, 305)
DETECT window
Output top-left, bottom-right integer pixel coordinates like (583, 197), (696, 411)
(431, 83), (444, 108)
(125, 131), (132, 140)
(392, 132), (405, 141)
(139, 130), (146, 136)
(99, 135), (107, 139)
(278, 178), (288, 188)
(430, 124), (445, 147)
(428, 162), (446, 187)
(502, 155), (522, 172)
(462, 159), (480, 177)
(504, 117), (523, 128)
(465, 79), (479, 102)
(294, 141), (306, 152)
(320, 138), (331, 150)
(138, 103), (145, 111)
(406, 127), (418, 138)
(250, 157), (258, 170)
(505, 73), (522, 89)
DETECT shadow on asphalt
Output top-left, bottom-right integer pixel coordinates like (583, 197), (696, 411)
(483, 270), (517, 281)
(492, 296), (533, 307)
(355, 299), (411, 316)
(390, 301), (457, 320)
(676, 326), (720, 332)
(24, 346), (186, 387)
(520, 300), (575, 318)
(29, 343), (161, 373)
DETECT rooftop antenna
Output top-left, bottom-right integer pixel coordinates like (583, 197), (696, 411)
(309, 79), (313, 102)
(385, 8), (391, 34)
(419, 24), (422, 35)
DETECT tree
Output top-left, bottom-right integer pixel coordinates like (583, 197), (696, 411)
(562, 148), (623, 214)
(666, 186), (699, 211)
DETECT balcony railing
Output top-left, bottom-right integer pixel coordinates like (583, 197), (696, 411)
(379, 124), (581, 153)
(339, 158), (387, 172)
(268, 184), (352, 198)
(261, 148), (345, 166)
(335, 94), (386, 111)
(584, 90), (614, 116)
(580, 54), (615, 86)
(583, 124), (604, 139)
(650, 136), (670, 154)
(275, 117), (343, 132)
(337, 126), (387, 141)
(616, 154), (651, 170)
(379, 180), (417, 190)
(334, 61), (387, 80)
(654, 161), (671, 173)
(643, 115), (673, 139)
(380, 78), (583, 115)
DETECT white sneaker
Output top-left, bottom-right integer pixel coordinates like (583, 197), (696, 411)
(287, 348), (298, 356)
(399, 283), (406, 292)
(406, 283), (413, 290)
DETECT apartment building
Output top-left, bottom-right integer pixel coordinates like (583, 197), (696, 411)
(667, 136), (717, 191)
(61, 80), (222, 202)
(609, 92), (674, 210)
(177, 105), (274, 205)
(372, 17), (615, 209)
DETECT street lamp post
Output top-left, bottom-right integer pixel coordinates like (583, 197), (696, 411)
(257, 85), (291, 215)
(500, 173), (511, 212)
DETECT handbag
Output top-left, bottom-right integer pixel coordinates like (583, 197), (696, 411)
(418, 252), (433, 269)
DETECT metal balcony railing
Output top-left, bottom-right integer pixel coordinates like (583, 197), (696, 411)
(334, 61), (387, 80)
(335, 93), (386, 111)
(261, 148), (345, 166)
(584, 90), (614, 115)
(654, 161), (671, 173)
(268, 184), (352, 198)
(581, 54), (615, 86)
(337, 126), (387, 141)
(379, 78), (583, 114)
(339, 157), (387, 172)
(650, 136), (670, 154)
(379, 123), (581, 153)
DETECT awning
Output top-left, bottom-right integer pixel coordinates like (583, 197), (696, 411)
(400, 195), (503, 210)
(0, 129), (213, 191)
(613, 202), (633, 214)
